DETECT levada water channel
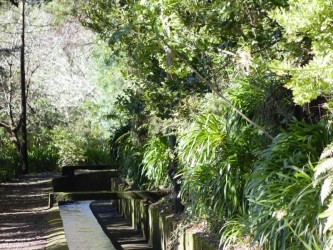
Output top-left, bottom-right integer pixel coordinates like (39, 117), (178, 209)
(59, 200), (116, 250)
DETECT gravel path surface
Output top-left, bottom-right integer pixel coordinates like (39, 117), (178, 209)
(0, 173), (61, 250)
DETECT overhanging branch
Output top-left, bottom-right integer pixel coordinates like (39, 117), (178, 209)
(0, 121), (10, 130)
(161, 37), (274, 140)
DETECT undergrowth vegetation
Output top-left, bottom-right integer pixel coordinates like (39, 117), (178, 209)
(77, 0), (333, 248)
(244, 121), (332, 249)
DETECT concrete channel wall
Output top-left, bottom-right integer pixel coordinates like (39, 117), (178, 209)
(53, 170), (118, 192)
(51, 170), (217, 250)
(111, 178), (217, 250)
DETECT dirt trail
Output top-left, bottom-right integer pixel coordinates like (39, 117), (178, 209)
(0, 173), (60, 250)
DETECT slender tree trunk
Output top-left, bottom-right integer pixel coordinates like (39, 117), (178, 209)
(20, 0), (28, 174)
(167, 132), (183, 214)
(161, 12), (183, 213)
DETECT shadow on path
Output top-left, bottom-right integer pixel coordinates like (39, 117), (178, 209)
(91, 200), (153, 250)
(0, 172), (62, 250)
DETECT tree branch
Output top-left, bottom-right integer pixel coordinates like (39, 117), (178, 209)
(9, 0), (19, 7)
(0, 121), (10, 130)
(161, 37), (274, 140)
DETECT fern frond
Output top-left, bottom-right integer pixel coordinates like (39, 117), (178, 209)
(319, 200), (333, 233)
(320, 142), (333, 160)
(314, 158), (333, 179)
(321, 176), (333, 204)
(324, 213), (333, 233)
(324, 237), (333, 250)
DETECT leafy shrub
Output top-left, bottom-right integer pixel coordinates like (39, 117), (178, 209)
(83, 144), (110, 165)
(52, 126), (86, 166)
(28, 144), (59, 172)
(0, 135), (20, 182)
(242, 120), (333, 250)
(142, 135), (171, 188)
(116, 131), (146, 188)
(52, 126), (110, 167)
(0, 166), (16, 183)
(178, 113), (255, 222)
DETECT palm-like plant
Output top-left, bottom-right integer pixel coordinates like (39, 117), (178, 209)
(178, 113), (254, 221)
(245, 121), (333, 249)
(315, 142), (333, 206)
(116, 131), (146, 188)
(315, 141), (333, 249)
(142, 135), (171, 188)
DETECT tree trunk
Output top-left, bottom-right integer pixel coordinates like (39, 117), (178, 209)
(161, 11), (183, 213)
(167, 131), (183, 214)
(20, 0), (28, 174)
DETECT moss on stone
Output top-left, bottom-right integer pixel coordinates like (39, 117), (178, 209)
(46, 207), (68, 250)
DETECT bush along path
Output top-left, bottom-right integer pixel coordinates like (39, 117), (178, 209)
(0, 172), (63, 249)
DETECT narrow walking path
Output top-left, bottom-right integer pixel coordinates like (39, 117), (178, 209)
(0, 173), (153, 250)
(0, 173), (61, 250)
(91, 201), (153, 250)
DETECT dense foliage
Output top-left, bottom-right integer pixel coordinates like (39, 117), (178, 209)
(2, 0), (333, 248)
(76, 0), (333, 248)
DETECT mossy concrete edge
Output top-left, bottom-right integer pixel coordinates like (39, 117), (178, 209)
(111, 178), (217, 250)
(49, 191), (167, 207)
(114, 197), (218, 250)
(46, 206), (68, 250)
